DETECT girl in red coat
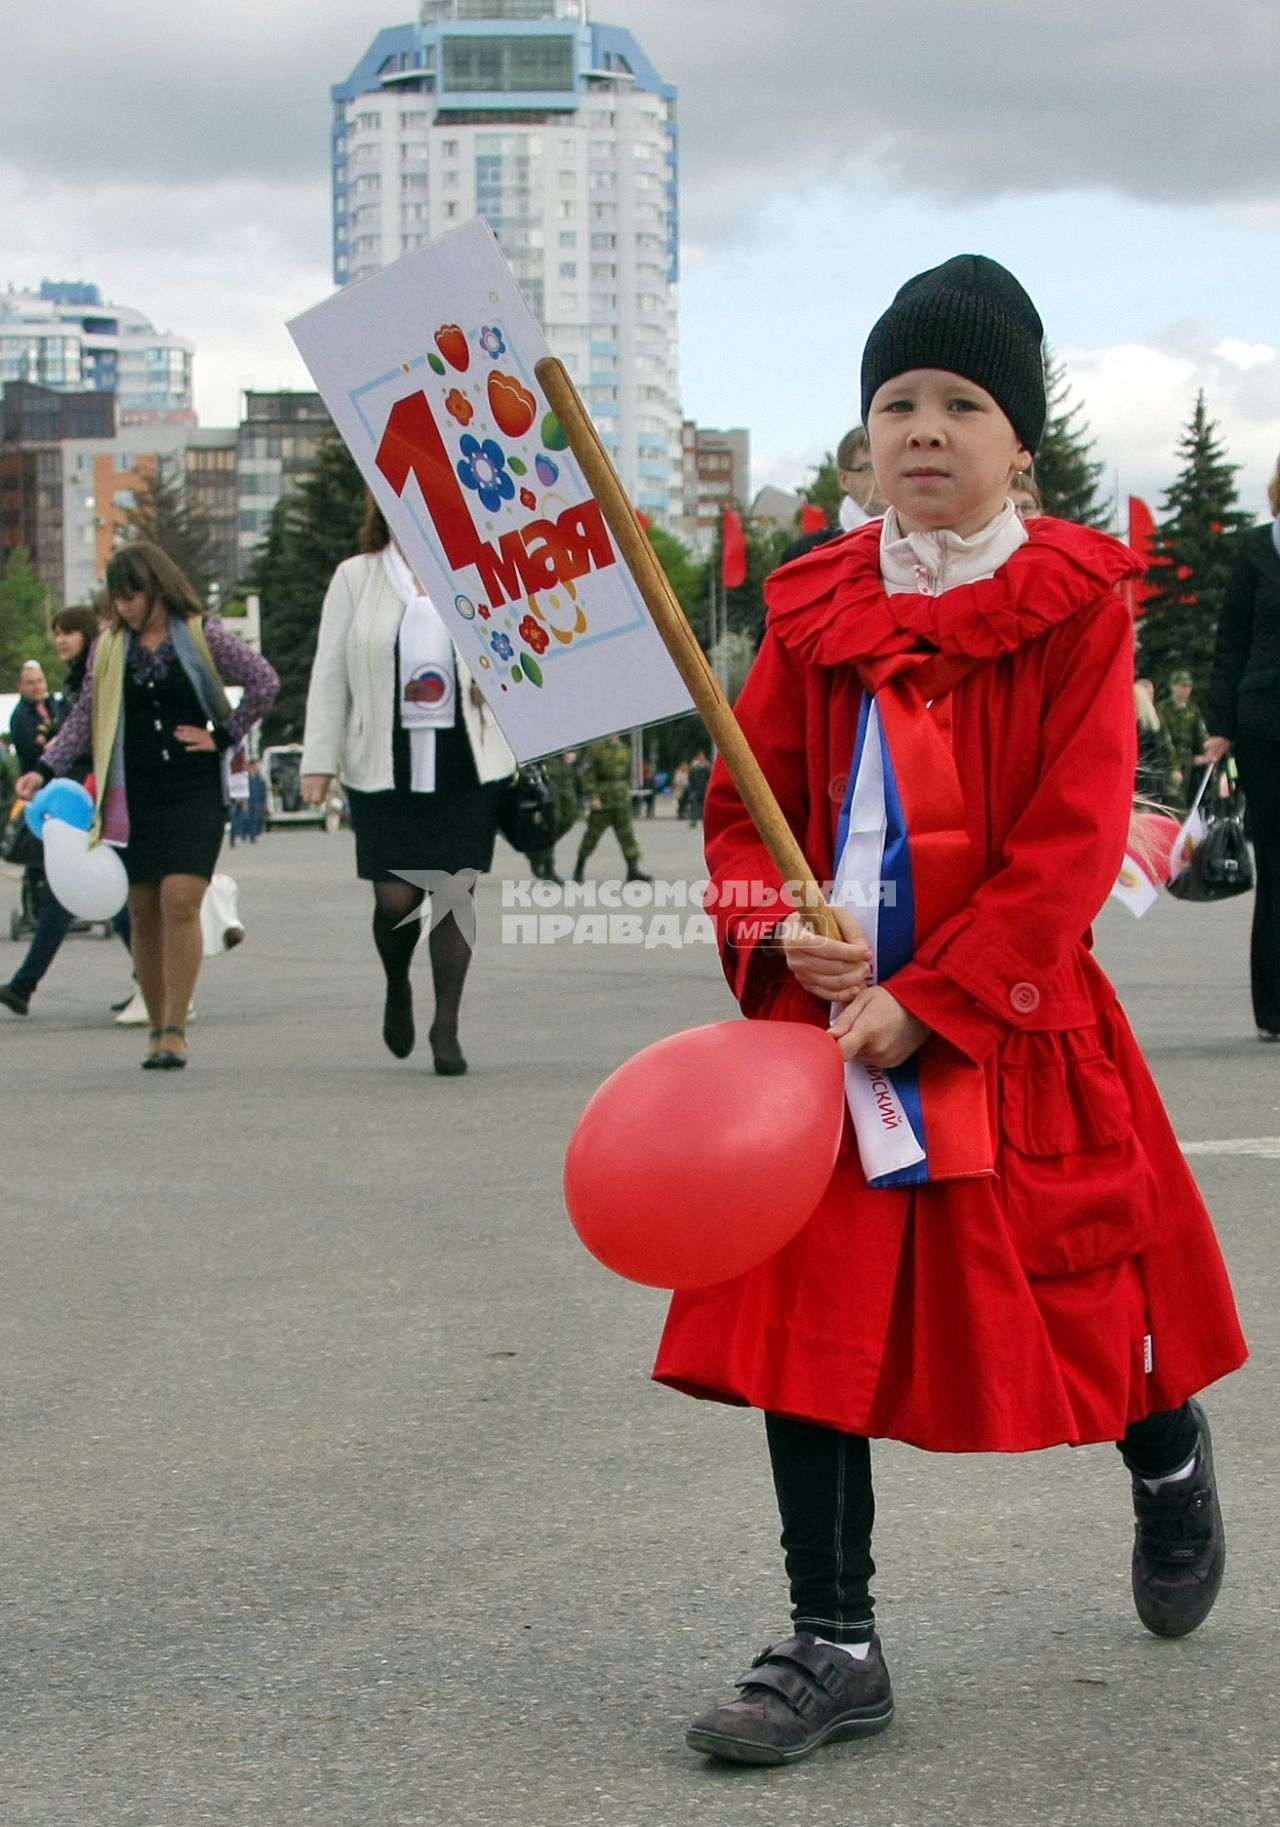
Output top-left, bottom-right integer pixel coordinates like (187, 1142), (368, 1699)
(654, 256), (1247, 1765)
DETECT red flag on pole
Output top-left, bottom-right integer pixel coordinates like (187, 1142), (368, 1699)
(800, 502), (828, 534)
(1127, 495), (1156, 616)
(722, 508), (748, 589)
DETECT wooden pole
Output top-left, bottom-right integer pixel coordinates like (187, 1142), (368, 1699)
(536, 355), (839, 937)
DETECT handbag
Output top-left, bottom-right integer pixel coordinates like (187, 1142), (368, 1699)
(0, 806), (44, 869)
(1166, 768), (1255, 903)
(200, 871), (246, 956)
(497, 763), (557, 857)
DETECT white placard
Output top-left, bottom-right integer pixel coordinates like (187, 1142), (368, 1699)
(287, 219), (693, 762)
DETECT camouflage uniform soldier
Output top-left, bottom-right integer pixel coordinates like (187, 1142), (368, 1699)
(574, 733), (650, 883)
(528, 750), (583, 884)
(1163, 671), (1210, 809)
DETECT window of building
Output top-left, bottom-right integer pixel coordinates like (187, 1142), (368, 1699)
(442, 34), (574, 94)
(559, 261), (577, 278)
(441, 139), (459, 156)
(558, 230), (577, 247)
(357, 111), (382, 131)
(444, 202), (459, 219)
(401, 110), (429, 127)
(559, 200), (576, 218)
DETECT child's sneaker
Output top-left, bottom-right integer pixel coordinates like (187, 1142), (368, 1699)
(1130, 1398), (1225, 1638)
(686, 1633), (893, 1765)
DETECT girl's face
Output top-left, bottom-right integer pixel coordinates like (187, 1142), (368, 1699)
(113, 588), (160, 633)
(52, 627), (86, 661)
(868, 369), (1031, 539)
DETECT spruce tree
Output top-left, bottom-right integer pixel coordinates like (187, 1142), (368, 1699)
(251, 432), (367, 741)
(125, 458), (216, 601)
(1138, 392), (1252, 691)
(0, 546), (60, 688)
(1035, 348), (1109, 526)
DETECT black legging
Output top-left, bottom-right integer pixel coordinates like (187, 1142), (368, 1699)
(371, 878), (473, 1054)
(764, 1402), (1201, 1642)
(1234, 735), (1280, 1034)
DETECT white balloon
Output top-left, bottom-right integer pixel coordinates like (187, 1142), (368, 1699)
(42, 819), (129, 921)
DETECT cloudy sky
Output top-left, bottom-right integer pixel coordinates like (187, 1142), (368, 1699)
(4, 0), (1278, 519)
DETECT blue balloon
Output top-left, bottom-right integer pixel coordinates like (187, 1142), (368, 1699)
(25, 778), (95, 838)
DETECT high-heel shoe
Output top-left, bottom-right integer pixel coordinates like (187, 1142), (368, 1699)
(151, 1026), (187, 1070)
(140, 1028), (165, 1069)
(428, 1025), (468, 1076)
(383, 976), (415, 1058)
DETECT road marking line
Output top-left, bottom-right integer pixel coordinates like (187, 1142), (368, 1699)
(1181, 1137), (1280, 1160)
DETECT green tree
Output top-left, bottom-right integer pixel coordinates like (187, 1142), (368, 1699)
(1138, 392), (1252, 691)
(125, 458), (216, 601)
(799, 453), (842, 526)
(251, 432), (367, 741)
(0, 546), (60, 690)
(1035, 348), (1109, 526)
(642, 523), (711, 768)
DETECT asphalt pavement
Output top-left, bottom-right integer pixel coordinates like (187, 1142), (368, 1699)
(2, 808), (1277, 1826)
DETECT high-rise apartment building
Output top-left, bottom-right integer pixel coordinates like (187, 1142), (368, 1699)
(678, 421), (751, 551)
(331, 1), (680, 521)
(0, 282), (194, 421)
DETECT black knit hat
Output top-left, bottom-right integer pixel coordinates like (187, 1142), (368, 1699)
(860, 254), (1046, 453)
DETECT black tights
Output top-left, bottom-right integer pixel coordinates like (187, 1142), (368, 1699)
(371, 879), (472, 1055)
(765, 1402), (1202, 1643)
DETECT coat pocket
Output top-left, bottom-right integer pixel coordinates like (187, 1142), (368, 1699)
(997, 1028), (1156, 1277)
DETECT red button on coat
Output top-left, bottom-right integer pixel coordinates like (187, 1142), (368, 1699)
(1009, 981), (1041, 1014)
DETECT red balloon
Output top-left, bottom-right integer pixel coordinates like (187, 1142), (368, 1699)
(564, 1021), (846, 1289)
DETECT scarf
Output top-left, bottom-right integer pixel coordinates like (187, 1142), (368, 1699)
(382, 545), (457, 794)
(90, 617), (230, 847)
(767, 513), (1143, 1188)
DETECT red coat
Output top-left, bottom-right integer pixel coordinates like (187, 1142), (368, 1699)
(653, 518), (1246, 1451)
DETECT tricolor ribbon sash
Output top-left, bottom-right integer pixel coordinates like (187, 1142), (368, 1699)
(833, 654), (994, 1188)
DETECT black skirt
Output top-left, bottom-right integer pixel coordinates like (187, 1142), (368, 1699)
(347, 723), (501, 881)
(122, 772), (225, 885)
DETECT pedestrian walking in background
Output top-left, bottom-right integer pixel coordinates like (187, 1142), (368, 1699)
(299, 496), (514, 1074)
(1206, 453), (1280, 1040)
(1162, 671), (1209, 810)
(14, 544), (279, 1068)
(685, 750), (712, 827)
(0, 608), (133, 1021)
(572, 732), (650, 883)
(9, 661), (56, 771)
(527, 751), (582, 884)
(246, 759), (268, 842)
(1135, 678), (1181, 806)
(656, 255), (1245, 1767)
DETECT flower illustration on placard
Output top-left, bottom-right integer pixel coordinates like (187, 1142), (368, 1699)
(519, 486), (537, 510)
(477, 602), (492, 620)
(478, 324), (506, 358)
(518, 614), (550, 656)
(490, 631), (514, 662)
(457, 435), (516, 513)
(445, 388), (474, 427)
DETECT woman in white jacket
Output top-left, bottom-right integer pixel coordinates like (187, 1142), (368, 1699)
(300, 499), (514, 1074)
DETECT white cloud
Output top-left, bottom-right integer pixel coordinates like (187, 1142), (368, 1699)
(1042, 342), (1278, 513)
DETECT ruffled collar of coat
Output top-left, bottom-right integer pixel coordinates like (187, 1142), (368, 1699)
(766, 513), (1144, 667)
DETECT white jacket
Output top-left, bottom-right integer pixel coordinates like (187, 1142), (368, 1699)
(300, 552), (515, 791)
